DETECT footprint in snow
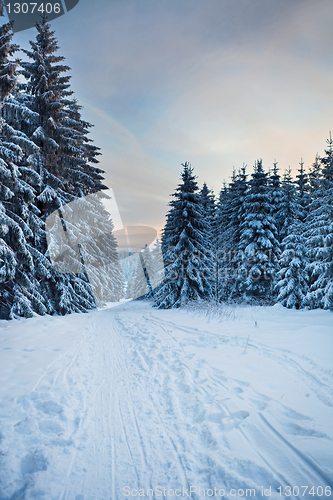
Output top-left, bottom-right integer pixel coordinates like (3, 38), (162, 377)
(34, 400), (65, 418)
(231, 387), (243, 395)
(14, 417), (38, 436)
(220, 411), (250, 431)
(39, 420), (63, 435)
(21, 451), (48, 476)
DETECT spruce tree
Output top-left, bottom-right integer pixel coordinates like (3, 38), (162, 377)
(215, 183), (230, 301)
(276, 160), (310, 309)
(200, 183), (215, 238)
(148, 237), (165, 294)
(126, 244), (160, 300)
(0, 21), (51, 318)
(126, 252), (150, 300)
(215, 176), (239, 302)
(0, 21), (17, 101)
(303, 134), (333, 310)
(279, 167), (297, 242)
(275, 175), (309, 312)
(308, 154), (322, 198)
(226, 166), (248, 299)
(16, 18), (123, 312)
(214, 183), (229, 303)
(295, 159), (310, 223)
(154, 162), (213, 308)
(236, 160), (280, 303)
(200, 182), (216, 298)
(269, 161), (284, 240)
(276, 221), (308, 309)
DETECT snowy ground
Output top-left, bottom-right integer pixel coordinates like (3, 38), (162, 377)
(0, 301), (332, 500)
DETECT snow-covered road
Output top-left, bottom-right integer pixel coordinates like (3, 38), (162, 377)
(0, 302), (332, 500)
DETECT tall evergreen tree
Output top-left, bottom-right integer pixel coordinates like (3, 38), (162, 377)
(200, 183), (215, 237)
(227, 168), (248, 253)
(15, 18), (124, 312)
(304, 134), (333, 310)
(236, 160), (280, 303)
(276, 221), (308, 309)
(0, 21), (17, 101)
(269, 161), (284, 240)
(227, 166), (248, 299)
(215, 183), (231, 302)
(308, 153), (322, 198)
(200, 182), (216, 297)
(295, 159), (310, 222)
(275, 171), (309, 311)
(0, 21), (53, 318)
(276, 160), (310, 309)
(215, 168), (248, 302)
(126, 249), (151, 300)
(148, 237), (165, 294)
(279, 167), (297, 242)
(154, 162), (214, 308)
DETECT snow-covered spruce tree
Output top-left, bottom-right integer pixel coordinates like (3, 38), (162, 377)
(275, 176), (309, 310)
(308, 153), (322, 198)
(51, 193), (125, 306)
(17, 18), (124, 312)
(278, 167), (298, 242)
(0, 20), (17, 101)
(215, 182), (232, 301)
(223, 169), (247, 252)
(200, 183), (216, 239)
(235, 160), (280, 303)
(276, 219), (308, 309)
(214, 167), (249, 302)
(0, 21), (52, 318)
(0, 106), (52, 318)
(303, 134), (333, 310)
(275, 160), (310, 308)
(148, 237), (165, 295)
(220, 169), (237, 253)
(295, 159), (310, 223)
(269, 161), (284, 241)
(225, 166), (248, 300)
(215, 167), (249, 302)
(126, 245), (152, 300)
(199, 182), (216, 298)
(154, 162), (214, 308)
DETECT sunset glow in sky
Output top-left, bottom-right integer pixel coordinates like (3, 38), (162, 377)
(9, 0), (333, 233)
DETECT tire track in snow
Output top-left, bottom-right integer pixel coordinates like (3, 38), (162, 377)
(114, 312), (273, 494)
(113, 313), (188, 491)
(259, 413), (333, 488)
(133, 310), (332, 494)
(146, 313), (333, 407)
(112, 315), (152, 485)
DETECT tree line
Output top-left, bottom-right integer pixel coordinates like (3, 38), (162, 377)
(154, 143), (333, 311)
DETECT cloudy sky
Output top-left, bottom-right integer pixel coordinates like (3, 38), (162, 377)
(10, 0), (333, 233)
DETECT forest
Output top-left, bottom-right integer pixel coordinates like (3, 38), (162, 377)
(155, 150), (333, 311)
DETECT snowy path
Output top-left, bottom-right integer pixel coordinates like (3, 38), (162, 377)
(0, 302), (332, 499)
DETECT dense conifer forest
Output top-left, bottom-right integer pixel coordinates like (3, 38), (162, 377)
(155, 146), (333, 311)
